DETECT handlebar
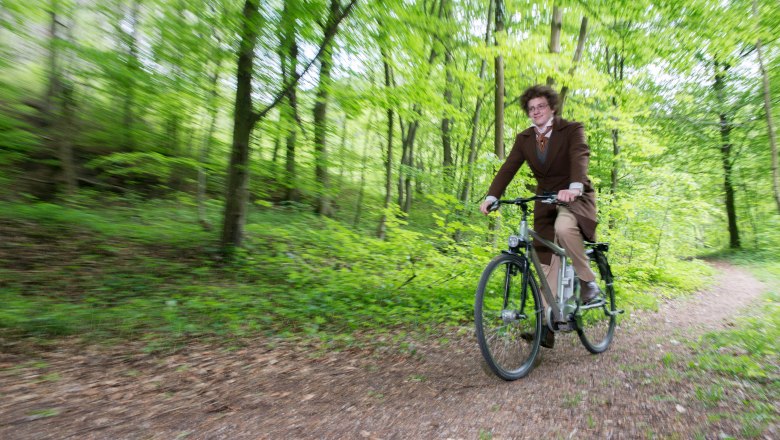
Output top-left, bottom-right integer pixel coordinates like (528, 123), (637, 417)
(488, 194), (567, 212)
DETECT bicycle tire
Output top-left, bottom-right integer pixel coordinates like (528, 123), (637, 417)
(576, 250), (616, 353)
(475, 253), (542, 380)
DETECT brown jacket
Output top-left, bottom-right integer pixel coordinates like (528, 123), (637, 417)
(487, 117), (597, 264)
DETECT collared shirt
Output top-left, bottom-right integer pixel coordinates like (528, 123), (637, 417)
(533, 117), (554, 141)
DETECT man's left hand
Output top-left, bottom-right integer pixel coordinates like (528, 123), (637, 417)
(557, 189), (580, 203)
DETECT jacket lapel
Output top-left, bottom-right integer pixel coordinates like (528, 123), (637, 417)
(518, 127), (542, 171)
(540, 117), (565, 175)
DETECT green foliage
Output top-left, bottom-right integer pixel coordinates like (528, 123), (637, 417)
(0, 197), (718, 347)
(87, 152), (202, 189)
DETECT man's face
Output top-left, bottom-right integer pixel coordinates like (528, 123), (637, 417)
(527, 97), (553, 127)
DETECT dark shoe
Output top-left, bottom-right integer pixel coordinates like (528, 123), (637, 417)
(520, 327), (555, 348)
(580, 279), (604, 305)
(540, 326), (555, 349)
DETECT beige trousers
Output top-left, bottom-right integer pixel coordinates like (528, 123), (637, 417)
(541, 206), (596, 303)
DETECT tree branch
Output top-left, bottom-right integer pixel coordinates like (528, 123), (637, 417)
(252, 0), (359, 125)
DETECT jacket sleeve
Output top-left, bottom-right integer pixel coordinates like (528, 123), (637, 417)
(487, 134), (526, 198)
(568, 123), (590, 186)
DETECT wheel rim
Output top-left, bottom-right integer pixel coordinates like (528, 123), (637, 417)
(476, 259), (540, 378)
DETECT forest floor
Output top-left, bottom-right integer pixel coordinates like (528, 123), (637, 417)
(0, 261), (776, 440)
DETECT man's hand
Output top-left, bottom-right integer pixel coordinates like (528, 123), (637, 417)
(557, 189), (580, 203)
(480, 199), (496, 215)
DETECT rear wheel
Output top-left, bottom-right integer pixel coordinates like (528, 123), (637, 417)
(576, 249), (616, 353)
(475, 253), (542, 380)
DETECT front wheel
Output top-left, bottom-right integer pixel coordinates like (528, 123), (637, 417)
(576, 249), (617, 353)
(475, 253), (542, 380)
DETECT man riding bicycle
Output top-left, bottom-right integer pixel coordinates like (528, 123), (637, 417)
(479, 85), (602, 347)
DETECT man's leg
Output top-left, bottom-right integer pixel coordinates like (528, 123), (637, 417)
(554, 206), (596, 282)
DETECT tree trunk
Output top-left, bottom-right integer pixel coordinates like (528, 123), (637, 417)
(281, 0), (300, 202)
(714, 60), (740, 249)
(559, 16), (588, 114)
(459, 0), (493, 204)
(119, 0), (140, 151)
(546, 4), (562, 86)
(377, 51), (394, 239)
(404, 124), (415, 213)
(220, 0), (260, 251)
(271, 123), (281, 163)
(197, 64), (221, 230)
(494, 0), (505, 160)
(753, 0), (780, 214)
(395, 1), (442, 212)
(46, 4), (77, 195)
(355, 110), (376, 228)
(313, 0), (340, 217)
(337, 116), (348, 190)
(440, 0), (454, 193)
(397, 119), (408, 209)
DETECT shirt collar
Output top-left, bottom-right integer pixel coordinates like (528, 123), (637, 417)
(532, 116), (554, 135)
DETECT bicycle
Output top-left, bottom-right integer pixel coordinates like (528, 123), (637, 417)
(474, 194), (623, 380)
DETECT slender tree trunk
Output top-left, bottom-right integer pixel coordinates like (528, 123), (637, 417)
(395, 1), (441, 212)
(459, 0), (493, 204)
(378, 52), (394, 239)
(281, 0), (300, 202)
(714, 60), (740, 249)
(546, 4), (562, 86)
(610, 128), (619, 195)
(440, 0), (454, 193)
(441, 50), (454, 192)
(355, 111), (376, 228)
(559, 16), (588, 114)
(353, 140), (370, 228)
(653, 205), (670, 266)
(271, 124), (281, 163)
(404, 127), (414, 213)
(120, 0), (140, 151)
(753, 0), (780, 213)
(337, 116), (348, 190)
(397, 119), (408, 209)
(221, 0), (260, 251)
(197, 64), (221, 230)
(608, 45), (624, 230)
(494, 0), (505, 160)
(313, 0), (340, 217)
(47, 3), (77, 195)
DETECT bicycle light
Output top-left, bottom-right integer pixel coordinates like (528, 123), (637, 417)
(508, 235), (520, 248)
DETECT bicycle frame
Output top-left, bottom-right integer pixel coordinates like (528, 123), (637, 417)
(501, 196), (607, 331)
(513, 212), (572, 327)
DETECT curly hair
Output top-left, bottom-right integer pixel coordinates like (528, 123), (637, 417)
(519, 85), (559, 116)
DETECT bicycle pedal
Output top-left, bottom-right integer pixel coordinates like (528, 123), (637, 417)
(580, 298), (606, 310)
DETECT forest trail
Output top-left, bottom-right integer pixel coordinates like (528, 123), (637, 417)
(0, 261), (770, 439)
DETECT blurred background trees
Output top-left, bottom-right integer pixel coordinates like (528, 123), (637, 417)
(1, 0), (779, 282)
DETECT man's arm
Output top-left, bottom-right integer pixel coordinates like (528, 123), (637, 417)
(568, 123), (590, 187)
(480, 136), (527, 215)
(486, 136), (526, 199)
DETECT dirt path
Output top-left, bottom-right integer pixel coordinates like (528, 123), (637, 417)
(0, 262), (771, 439)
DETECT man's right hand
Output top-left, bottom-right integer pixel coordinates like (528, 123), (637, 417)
(480, 199), (495, 215)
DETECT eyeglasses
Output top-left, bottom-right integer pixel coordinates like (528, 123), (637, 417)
(528, 103), (549, 113)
